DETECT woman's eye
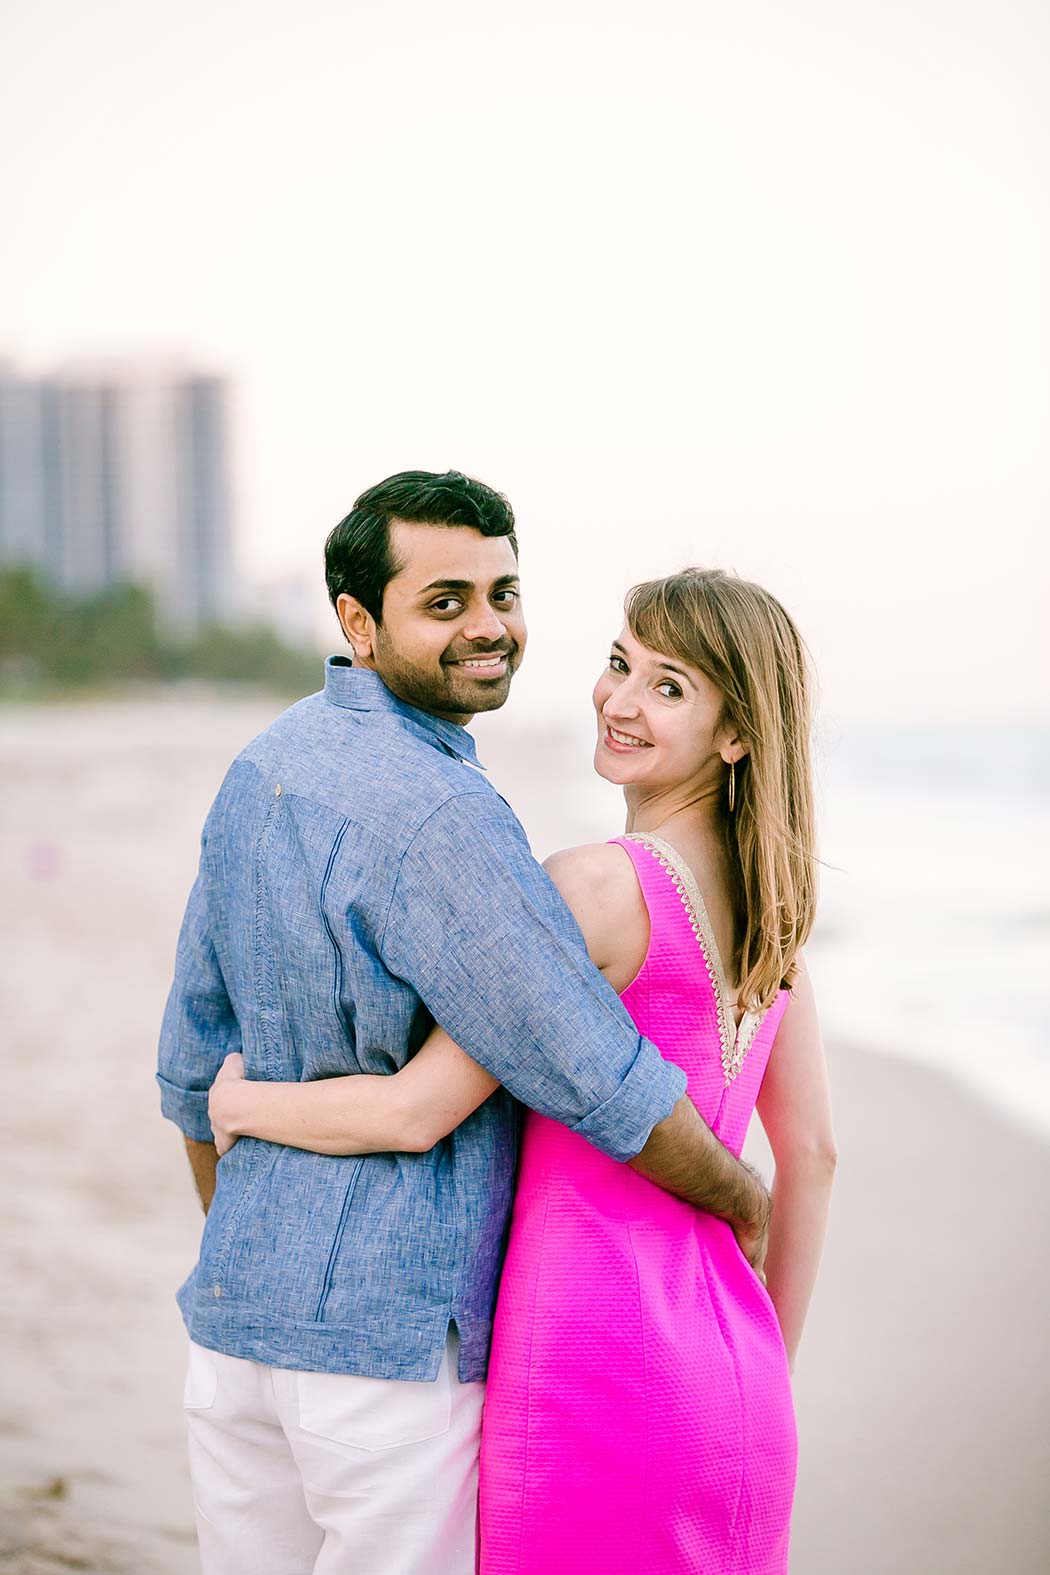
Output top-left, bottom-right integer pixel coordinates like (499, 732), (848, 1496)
(609, 654), (628, 673)
(657, 681), (682, 699)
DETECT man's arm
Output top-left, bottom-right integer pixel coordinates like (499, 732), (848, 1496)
(377, 793), (768, 1245)
(633, 1099), (769, 1263)
(158, 804), (241, 1186)
(211, 829), (768, 1257)
(184, 1136), (219, 1214)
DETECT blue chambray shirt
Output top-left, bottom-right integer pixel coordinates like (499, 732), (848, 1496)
(158, 657), (686, 1381)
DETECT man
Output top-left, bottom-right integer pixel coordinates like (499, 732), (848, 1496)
(158, 469), (768, 1574)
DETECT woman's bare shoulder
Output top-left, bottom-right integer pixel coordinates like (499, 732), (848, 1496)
(542, 842), (649, 980)
(543, 839), (641, 897)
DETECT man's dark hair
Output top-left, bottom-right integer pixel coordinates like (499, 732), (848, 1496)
(325, 469), (518, 624)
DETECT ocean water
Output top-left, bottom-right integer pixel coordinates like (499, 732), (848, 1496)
(478, 712), (1050, 1141)
(811, 721), (1050, 1138)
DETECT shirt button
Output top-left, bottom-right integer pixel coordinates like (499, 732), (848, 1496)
(274, 784), (282, 797)
(213, 1284), (223, 1298)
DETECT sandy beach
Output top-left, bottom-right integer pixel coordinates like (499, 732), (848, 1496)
(2, 693), (1048, 1573)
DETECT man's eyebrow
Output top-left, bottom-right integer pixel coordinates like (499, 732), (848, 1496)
(416, 574), (521, 595)
(610, 639), (697, 688)
(417, 578), (474, 594)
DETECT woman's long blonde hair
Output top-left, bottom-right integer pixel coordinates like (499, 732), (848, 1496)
(625, 568), (817, 1010)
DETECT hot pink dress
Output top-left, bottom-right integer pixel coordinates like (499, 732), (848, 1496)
(478, 833), (796, 1574)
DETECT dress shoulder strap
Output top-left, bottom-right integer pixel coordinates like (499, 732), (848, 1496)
(608, 834), (691, 923)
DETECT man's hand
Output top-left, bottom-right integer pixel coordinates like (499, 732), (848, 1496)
(208, 1051), (247, 1158)
(632, 1096), (771, 1269)
(731, 1162), (771, 1277)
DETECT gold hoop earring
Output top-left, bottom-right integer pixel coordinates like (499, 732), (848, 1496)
(728, 760), (736, 813)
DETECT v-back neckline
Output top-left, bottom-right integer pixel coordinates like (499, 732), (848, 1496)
(623, 831), (767, 1084)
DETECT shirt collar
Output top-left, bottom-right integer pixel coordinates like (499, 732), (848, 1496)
(323, 656), (484, 769)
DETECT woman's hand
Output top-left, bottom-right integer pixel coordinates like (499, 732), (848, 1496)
(209, 1051), (246, 1158)
(199, 1029), (500, 1159)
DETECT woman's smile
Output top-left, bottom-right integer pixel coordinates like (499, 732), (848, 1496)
(602, 723), (653, 752)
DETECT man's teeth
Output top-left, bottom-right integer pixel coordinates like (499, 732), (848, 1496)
(460, 656), (504, 668)
(609, 726), (648, 747)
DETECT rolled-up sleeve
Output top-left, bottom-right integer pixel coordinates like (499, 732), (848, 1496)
(157, 823), (241, 1143)
(377, 790), (686, 1162)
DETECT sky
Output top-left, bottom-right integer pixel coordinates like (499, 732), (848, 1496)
(2, 0), (1047, 722)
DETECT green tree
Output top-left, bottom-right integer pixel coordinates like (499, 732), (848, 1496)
(0, 567), (62, 677)
(0, 566), (322, 698)
(181, 620), (322, 693)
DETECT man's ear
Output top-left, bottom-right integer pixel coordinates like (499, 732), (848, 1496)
(336, 593), (377, 662)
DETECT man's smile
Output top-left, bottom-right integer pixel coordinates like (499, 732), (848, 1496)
(444, 646), (516, 680)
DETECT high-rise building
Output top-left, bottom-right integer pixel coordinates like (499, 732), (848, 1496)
(0, 365), (61, 577)
(0, 359), (235, 633)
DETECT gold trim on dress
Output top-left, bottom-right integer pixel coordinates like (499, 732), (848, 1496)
(623, 832), (766, 1084)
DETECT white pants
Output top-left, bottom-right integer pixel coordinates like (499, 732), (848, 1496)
(183, 1334), (484, 1575)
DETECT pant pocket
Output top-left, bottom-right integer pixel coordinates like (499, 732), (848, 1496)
(296, 1361), (453, 1452)
(183, 1341), (219, 1411)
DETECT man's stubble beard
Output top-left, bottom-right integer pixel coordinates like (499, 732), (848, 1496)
(372, 627), (522, 720)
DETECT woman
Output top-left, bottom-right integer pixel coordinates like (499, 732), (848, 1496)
(209, 568), (836, 1574)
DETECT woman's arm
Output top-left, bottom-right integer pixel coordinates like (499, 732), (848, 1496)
(755, 959), (837, 1371)
(208, 842), (650, 1159)
(208, 1028), (499, 1157)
